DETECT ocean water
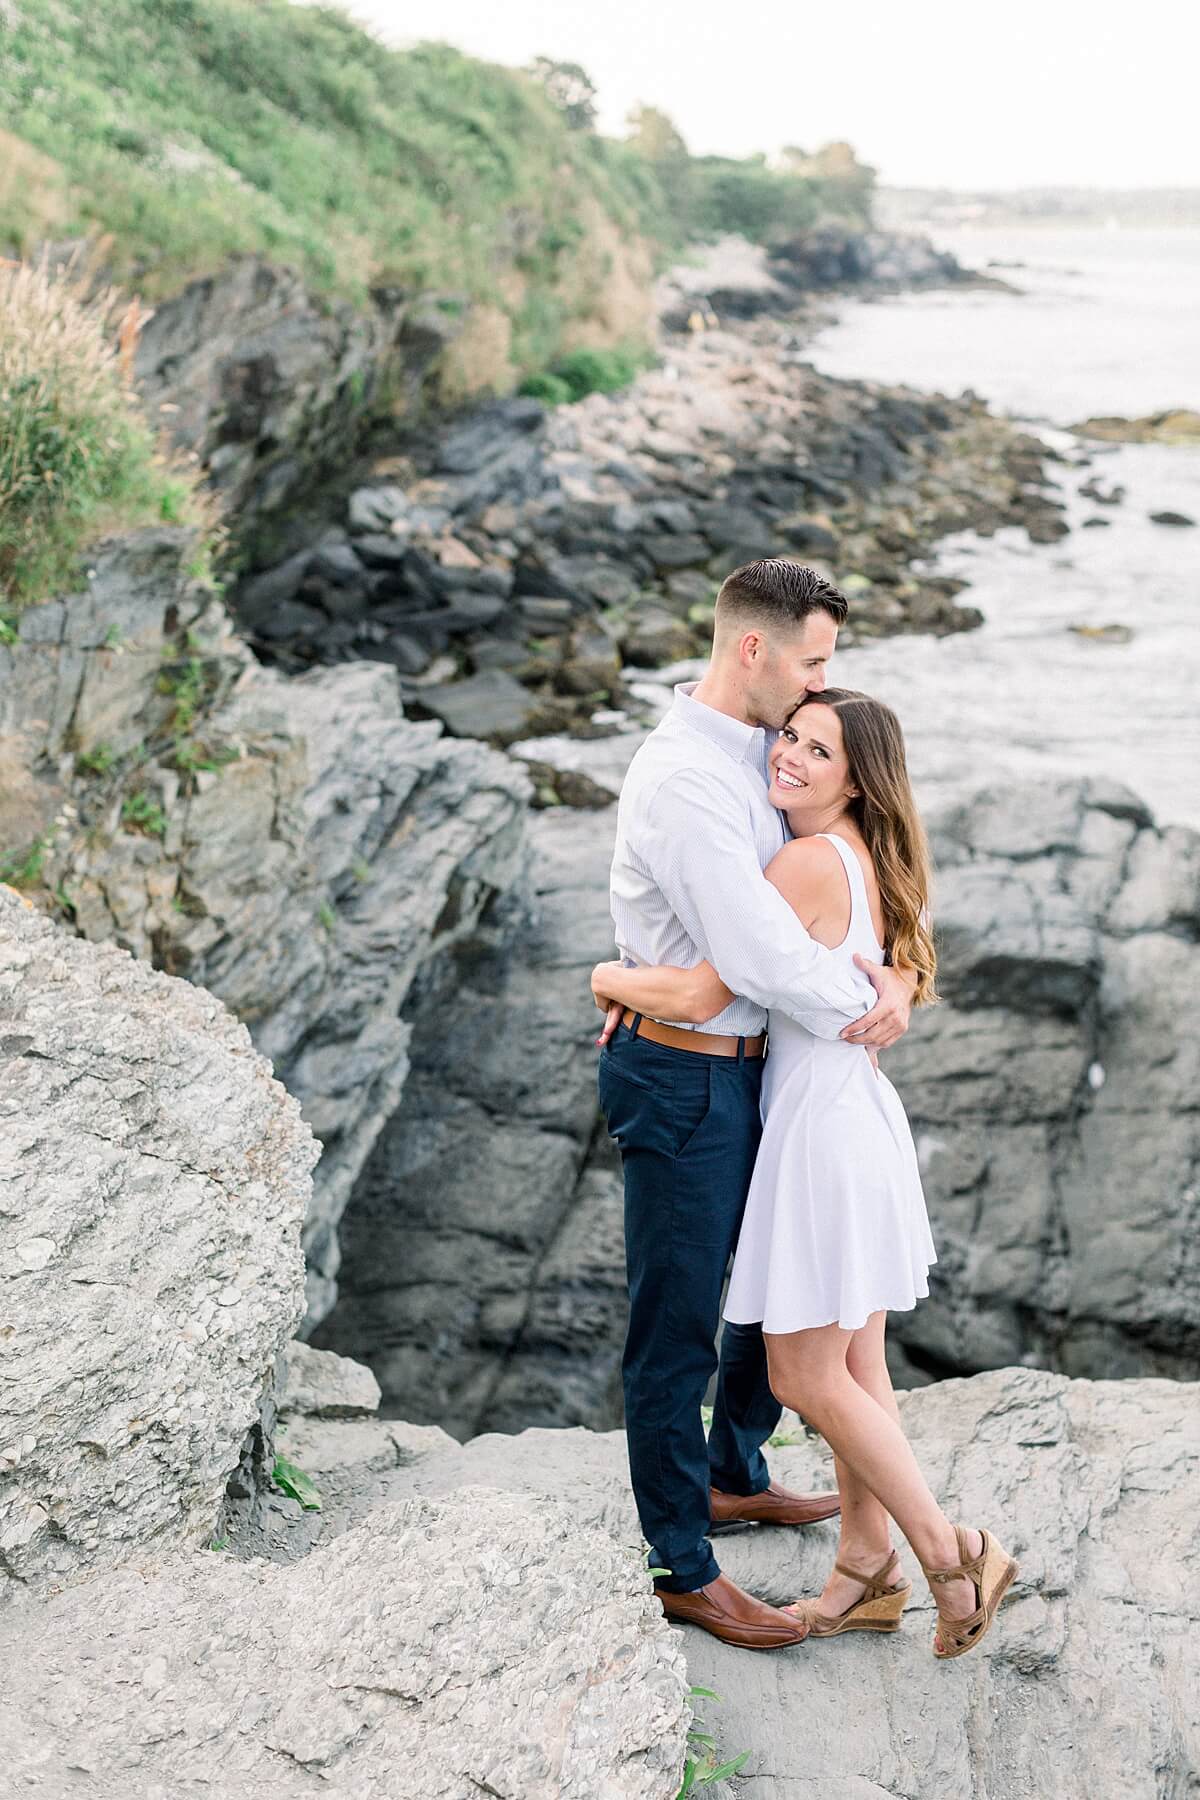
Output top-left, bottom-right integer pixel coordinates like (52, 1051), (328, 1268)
(807, 228), (1200, 830)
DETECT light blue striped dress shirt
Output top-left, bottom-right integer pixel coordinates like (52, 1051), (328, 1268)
(609, 683), (875, 1039)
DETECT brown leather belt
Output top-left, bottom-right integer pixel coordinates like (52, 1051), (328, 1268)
(621, 1008), (765, 1059)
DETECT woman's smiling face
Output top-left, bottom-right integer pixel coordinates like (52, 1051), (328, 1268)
(767, 702), (856, 815)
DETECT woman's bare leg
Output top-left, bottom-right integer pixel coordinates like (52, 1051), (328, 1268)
(804, 1315), (902, 1614)
(768, 1314), (982, 1634)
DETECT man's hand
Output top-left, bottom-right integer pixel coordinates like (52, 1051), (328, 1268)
(839, 957), (916, 1050)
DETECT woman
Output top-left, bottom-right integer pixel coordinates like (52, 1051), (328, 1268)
(591, 688), (1017, 1657)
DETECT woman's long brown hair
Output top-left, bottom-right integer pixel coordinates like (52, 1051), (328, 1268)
(795, 688), (938, 1005)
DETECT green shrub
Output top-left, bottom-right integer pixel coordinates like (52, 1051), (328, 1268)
(0, 836), (49, 888)
(517, 371), (572, 407)
(519, 344), (651, 408)
(0, 255), (219, 612)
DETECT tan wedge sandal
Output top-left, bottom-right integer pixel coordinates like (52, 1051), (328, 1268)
(784, 1547), (912, 1637)
(921, 1524), (1019, 1660)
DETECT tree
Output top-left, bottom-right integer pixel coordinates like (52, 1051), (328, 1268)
(625, 104), (689, 164)
(527, 58), (597, 131)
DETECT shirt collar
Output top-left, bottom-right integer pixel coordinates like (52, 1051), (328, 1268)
(670, 681), (773, 766)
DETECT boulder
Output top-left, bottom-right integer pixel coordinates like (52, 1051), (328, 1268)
(0, 889), (316, 1599)
(279, 1340), (381, 1419)
(886, 778), (1200, 1381)
(227, 1367), (1200, 1800)
(0, 1488), (690, 1800)
(411, 668), (548, 743)
(621, 606), (698, 668)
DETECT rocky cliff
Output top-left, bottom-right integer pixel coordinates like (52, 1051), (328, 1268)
(3, 900), (1195, 1798)
(317, 769), (1200, 1426)
(0, 528), (529, 1327)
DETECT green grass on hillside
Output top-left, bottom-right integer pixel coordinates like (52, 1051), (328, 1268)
(0, 255), (218, 612)
(0, 0), (664, 374)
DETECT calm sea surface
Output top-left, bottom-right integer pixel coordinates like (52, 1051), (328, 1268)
(808, 228), (1200, 829)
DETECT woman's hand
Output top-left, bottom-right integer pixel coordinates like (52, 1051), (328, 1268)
(591, 962), (628, 1049)
(591, 960), (627, 1011)
(589, 956), (735, 1043)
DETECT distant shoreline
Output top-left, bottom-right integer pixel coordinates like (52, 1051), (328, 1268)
(878, 186), (1200, 231)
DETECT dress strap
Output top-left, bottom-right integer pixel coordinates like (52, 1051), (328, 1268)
(815, 832), (878, 952)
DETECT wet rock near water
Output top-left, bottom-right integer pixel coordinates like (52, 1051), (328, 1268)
(1072, 408), (1200, 445)
(230, 310), (1069, 741)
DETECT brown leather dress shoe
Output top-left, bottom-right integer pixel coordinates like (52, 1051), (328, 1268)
(655, 1572), (810, 1649)
(710, 1479), (841, 1527)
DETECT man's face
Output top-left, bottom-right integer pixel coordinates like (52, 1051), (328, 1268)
(744, 613), (838, 730)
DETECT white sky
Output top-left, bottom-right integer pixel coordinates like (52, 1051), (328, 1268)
(323, 0), (1200, 190)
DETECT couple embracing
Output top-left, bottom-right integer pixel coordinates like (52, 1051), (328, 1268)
(590, 559), (1017, 1658)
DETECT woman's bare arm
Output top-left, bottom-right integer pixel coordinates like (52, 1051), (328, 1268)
(590, 957), (734, 1025)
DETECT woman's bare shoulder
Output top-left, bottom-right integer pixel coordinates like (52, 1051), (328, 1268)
(764, 834), (846, 898)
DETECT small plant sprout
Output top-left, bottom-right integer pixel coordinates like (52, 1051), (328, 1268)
(120, 792), (167, 838)
(271, 1456), (322, 1512)
(677, 1689), (750, 1795)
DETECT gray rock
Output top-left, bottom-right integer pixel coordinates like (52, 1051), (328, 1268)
(0, 1488), (689, 1799)
(413, 668), (547, 742)
(640, 532), (711, 571)
(279, 1341), (381, 1419)
(347, 484), (410, 532)
(319, 763), (1200, 1425)
(314, 807), (627, 1437)
(0, 890), (316, 1599)
(438, 397), (546, 473)
(227, 1368), (1200, 1800)
(1, 532), (531, 1338)
(622, 606), (697, 668)
(133, 258), (451, 532)
(886, 778), (1200, 1381)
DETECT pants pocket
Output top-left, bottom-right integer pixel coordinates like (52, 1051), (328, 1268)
(671, 1062), (714, 1159)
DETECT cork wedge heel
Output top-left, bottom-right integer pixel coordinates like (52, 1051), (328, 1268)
(784, 1547), (912, 1637)
(922, 1524), (1019, 1660)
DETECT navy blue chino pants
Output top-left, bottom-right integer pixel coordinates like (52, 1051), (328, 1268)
(598, 1016), (783, 1592)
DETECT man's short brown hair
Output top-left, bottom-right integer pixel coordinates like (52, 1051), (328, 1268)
(715, 559), (849, 633)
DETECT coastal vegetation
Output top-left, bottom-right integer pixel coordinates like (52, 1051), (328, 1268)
(0, 254), (218, 612)
(1, 0), (874, 361)
(0, 0), (880, 607)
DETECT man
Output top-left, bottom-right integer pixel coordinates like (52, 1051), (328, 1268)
(593, 559), (914, 1650)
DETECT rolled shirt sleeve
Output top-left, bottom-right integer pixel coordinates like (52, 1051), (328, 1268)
(638, 767), (874, 1040)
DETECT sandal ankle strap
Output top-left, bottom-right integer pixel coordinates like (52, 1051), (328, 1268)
(833, 1547), (903, 1598)
(921, 1525), (987, 1585)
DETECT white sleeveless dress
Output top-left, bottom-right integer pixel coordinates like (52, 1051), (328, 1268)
(723, 832), (937, 1334)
